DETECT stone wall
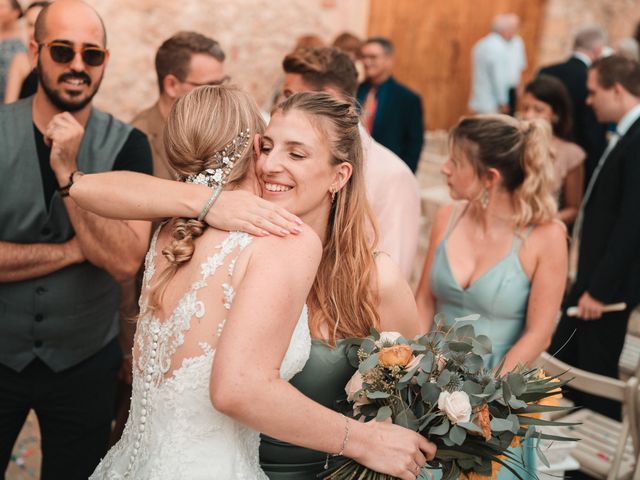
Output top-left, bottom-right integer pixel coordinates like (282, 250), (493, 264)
(85, 0), (369, 121)
(17, 0), (640, 123)
(538, 0), (640, 67)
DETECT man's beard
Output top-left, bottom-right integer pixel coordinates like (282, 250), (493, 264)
(37, 59), (103, 112)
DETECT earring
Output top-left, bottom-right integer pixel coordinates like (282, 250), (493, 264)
(330, 187), (337, 203)
(480, 188), (489, 209)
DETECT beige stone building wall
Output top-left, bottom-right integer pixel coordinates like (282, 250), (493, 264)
(84, 0), (369, 121)
(15, 0), (640, 122)
(538, 0), (640, 67)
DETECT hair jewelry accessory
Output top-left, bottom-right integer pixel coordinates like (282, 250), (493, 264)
(184, 128), (251, 188)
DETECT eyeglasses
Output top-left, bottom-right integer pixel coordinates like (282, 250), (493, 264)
(182, 75), (231, 87)
(39, 42), (109, 67)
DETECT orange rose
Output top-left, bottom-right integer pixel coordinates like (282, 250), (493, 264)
(378, 345), (413, 368)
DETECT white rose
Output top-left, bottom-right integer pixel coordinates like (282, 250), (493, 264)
(437, 391), (472, 424)
(375, 331), (402, 347)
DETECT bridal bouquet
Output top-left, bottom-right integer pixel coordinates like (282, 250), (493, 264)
(321, 320), (574, 480)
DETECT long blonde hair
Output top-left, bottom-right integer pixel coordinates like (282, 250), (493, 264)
(451, 114), (557, 227)
(147, 85), (265, 312)
(274, 92), (380, 344)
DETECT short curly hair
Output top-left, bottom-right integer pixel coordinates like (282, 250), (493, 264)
(282, 47), (358, 98)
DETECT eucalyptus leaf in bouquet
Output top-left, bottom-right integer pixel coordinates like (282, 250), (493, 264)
(320, 322), (578, 480)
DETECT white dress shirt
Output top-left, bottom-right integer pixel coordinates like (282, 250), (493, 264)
(572, 51), (592, 67)
(469, 32), (510, 113)
(505, 35), (527, 88)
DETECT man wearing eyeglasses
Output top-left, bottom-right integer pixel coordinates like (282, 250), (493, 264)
(132, 31), (227, 180)
(0, 1), (152, 478)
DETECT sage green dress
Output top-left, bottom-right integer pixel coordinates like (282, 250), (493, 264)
(260, 339), (355, 479)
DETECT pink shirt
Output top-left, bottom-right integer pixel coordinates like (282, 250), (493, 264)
(360, 125), (421, 280)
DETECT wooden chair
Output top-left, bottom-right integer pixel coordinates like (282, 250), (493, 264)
(620, 334), (640, 380)
(535, 352), (640, 480)
(619, 309), (640, 380)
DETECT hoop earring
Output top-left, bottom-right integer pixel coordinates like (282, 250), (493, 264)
(480, 188), (489, 210)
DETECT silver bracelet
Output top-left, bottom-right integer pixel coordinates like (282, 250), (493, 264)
(197, 185), (222, 222)
(324, 415), (350, 470)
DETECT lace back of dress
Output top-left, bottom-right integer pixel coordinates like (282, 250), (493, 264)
(89, 226), (310, 480)
(136, 226), (253, 386)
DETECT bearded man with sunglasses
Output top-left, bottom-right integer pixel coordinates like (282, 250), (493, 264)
(0, 1), (153, 478)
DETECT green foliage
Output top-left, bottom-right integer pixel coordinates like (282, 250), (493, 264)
(323, 322), (576, 480)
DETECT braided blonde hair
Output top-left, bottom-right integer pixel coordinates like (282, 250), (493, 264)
(146, 85), (265, 312)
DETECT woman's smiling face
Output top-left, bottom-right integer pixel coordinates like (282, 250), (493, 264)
(256, 109), (348, 227)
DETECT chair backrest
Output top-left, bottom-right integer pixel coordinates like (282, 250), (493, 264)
(537, 352), (629, 401)
(536, 352), (640, 479)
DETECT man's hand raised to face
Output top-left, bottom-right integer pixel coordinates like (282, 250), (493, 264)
(46, 112), (85, 183)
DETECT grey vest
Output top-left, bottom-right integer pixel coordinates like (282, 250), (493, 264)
(0, 97), (132, 372)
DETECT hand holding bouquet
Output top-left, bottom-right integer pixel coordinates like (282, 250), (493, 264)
(322, 323), (574, 480)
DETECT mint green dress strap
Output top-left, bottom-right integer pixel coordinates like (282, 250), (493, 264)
(260, 339), (355, 479)
(443, 202), (467, 240)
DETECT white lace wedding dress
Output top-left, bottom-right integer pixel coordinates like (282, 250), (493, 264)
(90, 228), (311, 480)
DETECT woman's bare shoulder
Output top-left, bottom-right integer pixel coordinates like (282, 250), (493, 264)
(529, 219), (567, 241)
(428, 201), (466, 248)
(249, 225), (323, 266)
(374, 252), (405, 292)
(526, 220), (567, 257)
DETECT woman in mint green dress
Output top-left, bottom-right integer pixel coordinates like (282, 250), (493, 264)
(415, 115), (568, 478)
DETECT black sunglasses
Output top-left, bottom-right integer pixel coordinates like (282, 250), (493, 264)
(39, 42), (108, 67)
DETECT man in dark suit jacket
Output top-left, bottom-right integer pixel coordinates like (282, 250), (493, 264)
(549, 55), (640, 421)
(357, 37), (424, 173)
(540, 26), (609, 184)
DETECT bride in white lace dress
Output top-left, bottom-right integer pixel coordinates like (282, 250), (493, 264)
(77, 86), (435, 480)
